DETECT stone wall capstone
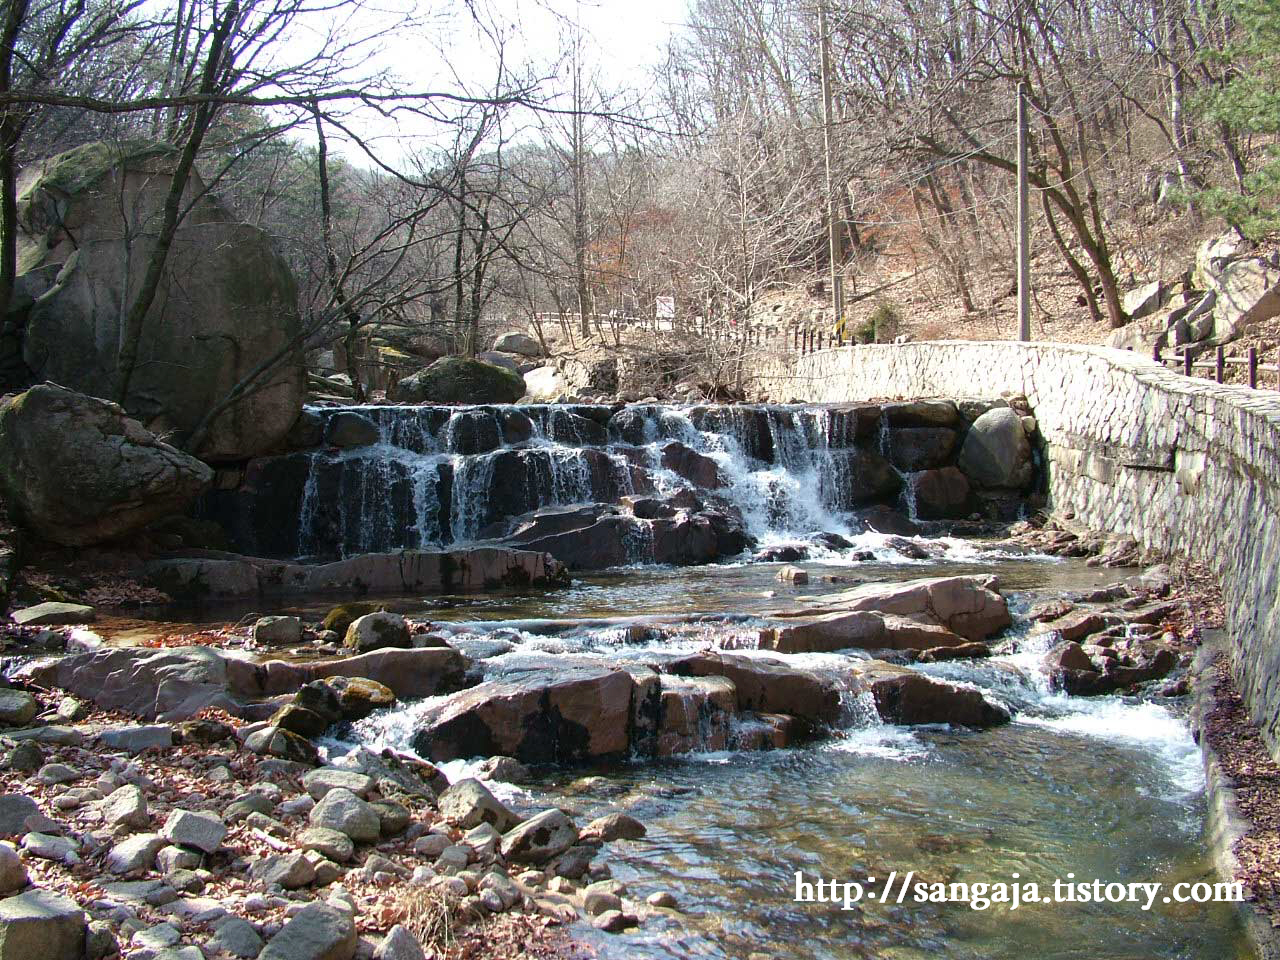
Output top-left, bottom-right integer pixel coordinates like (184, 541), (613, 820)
(777, 341), (1280, 757)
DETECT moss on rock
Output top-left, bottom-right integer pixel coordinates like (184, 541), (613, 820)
(392, 356), (525, 404)
(321, 601), (386, 635)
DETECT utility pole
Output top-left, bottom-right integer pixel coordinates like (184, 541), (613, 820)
(819, 0), (844, 344)
(1016, 80), (1031, 341)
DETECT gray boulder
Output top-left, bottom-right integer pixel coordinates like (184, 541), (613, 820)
(391, 357), (525, 405)
(957, 408), (1033, 489)
(0, 889), (86, 960)
(161, 809), (226, 853)
(16, 141), (306, 461)
(13, 645), (239, 721)
(0, 843), (27, 894)
(324, 412), (379, 449)
(0, 690), (38, 726)
(208, 916), (263, 959)
(10, 601), (95, 626)
(0, 384), (212, 546)
(374, 926), (425, 960)
(0, 795), (41, 837)
(499, 809), (578, 864)
(475, 351), (520, 374)
(437, 778), (520, 832)
(98, 724), (173, 753)
(250, 852), (316, 889)
(1195, 231), (1280, 341)
(106, 833), (166, 873)
(343, 612), (411, 653)
(258, 902), (355, 960)
(254, 616), (303, 645)
(297, 827), (354, 863)
(491, 331), (542, 357)
(308, 788), (380, 844)
(1122, 279), (1173, 320)
(302, 768), (375, 801)
(101, 785), (150, 830)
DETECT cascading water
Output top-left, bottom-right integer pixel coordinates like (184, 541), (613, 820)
(218, 402), (954, 561)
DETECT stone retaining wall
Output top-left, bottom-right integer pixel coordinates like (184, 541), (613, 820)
(781, 341), (1280, 756)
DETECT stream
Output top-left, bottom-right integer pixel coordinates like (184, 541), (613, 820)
(287, 550), (1252, 960)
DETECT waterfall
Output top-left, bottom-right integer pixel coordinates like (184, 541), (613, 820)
(221, 402), (983, 561)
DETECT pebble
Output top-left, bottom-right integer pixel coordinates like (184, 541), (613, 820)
(0, 842), (28, 893)
(592, 909), (640, 933)
(22, 831), (81, 863)
(410, 833), (449, 858)
(36, 762), (80, 784)
(208, 916), (263, 959)
(9, 740), (45, 772)
(133, 923), (182, 949)
(279, 795), (315, 816)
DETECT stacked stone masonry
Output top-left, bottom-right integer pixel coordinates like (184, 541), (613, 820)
(767, 341), (1280, 757)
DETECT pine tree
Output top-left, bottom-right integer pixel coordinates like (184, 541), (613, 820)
(1196, 0), (1280, 239)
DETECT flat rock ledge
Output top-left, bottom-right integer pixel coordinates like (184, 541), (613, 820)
(146, 546), (568, 601)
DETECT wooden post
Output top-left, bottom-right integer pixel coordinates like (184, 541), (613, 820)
(1153, 344), (1162, 365)
(819, 330), (825, 351)
(1216, 346), (1225, 383)
(1182, 351), (1192, 376)
(1249, 347), (1258, 389)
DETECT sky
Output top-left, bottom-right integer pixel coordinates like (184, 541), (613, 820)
(313, 0), (692, 164)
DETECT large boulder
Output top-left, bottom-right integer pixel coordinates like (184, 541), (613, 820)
(661, 652), (840, 725)
(956, 408), (1033, 489)
(853, 661), (1011, 728)
(15, 142), (306, 461)
(0, 384), (212, 545)
(765, 576), (1011, 648)
(1122, 279), (1174, 321)
(492, 331), (542, 357)
(1195, 231), (1280, 341)
(1208, 253), (1280, 341)
(523, 365), (567, 402)
(910, 466), (971, 520)
(391, 356), (525, 404)
(12, 645), (239, 720)
(411, 660), (636, 764)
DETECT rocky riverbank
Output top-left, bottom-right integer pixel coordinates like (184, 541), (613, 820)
(0, 520), (1233, 960)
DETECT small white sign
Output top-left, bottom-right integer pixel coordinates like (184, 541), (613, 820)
(656, 296), (675, 320)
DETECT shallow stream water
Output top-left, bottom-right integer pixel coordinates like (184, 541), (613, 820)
(307, 548), (1252, 960)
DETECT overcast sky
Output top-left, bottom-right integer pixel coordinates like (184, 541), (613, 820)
(316, 0), (691, 164)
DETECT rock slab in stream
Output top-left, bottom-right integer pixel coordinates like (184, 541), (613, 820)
(854, 662), (1010, 728)
(412, 661), (635, 764)
(147, 547), (567, 600)
(762, 575), (1012, 653)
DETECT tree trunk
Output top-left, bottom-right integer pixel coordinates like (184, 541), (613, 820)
(0, 0), (31, 324)
(115, 0), (239, 404)
(314, 107), (365, 402)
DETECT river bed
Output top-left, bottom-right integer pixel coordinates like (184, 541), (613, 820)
(294, 548), (1251, 960)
